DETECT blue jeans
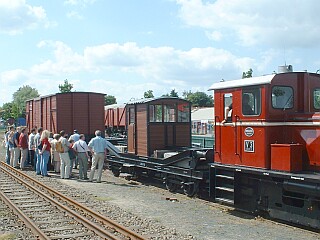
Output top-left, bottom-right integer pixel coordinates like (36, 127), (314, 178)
(40, 150), (50, 176)
(35, 150), (41, 174)
(5, 145), (10, 165)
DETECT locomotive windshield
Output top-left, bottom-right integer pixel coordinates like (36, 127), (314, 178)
(313, 88), (320, 110)
(272, 86), (293, 109)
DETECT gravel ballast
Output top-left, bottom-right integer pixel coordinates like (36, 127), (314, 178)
(0, 136), (319, 239)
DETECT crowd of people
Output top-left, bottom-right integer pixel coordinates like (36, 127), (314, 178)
(3, 126), (108, 183)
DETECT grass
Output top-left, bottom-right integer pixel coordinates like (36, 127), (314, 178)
(0, 233), (16, 240)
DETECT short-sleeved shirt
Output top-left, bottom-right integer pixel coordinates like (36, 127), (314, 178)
(19, 133), (28, 149)
(69, 133), (80, 142)
(34, 133), (40, 148)
(5, 132), (10, 147)
(88, 136), (107, 153)
(73, 139), (89, 153)
(59, 137), (70, 153)
(28, 133), (35, 150)
(42, 138), (51, 151)
(13, 132), (20, 148)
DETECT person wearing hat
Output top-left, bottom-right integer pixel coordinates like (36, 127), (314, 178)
(68, 129), (80, 169)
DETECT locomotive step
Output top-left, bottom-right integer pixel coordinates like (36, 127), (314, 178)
(215, 197), (234, 205)
(216, 174), (234, 180)
(215, 186), (234, 192)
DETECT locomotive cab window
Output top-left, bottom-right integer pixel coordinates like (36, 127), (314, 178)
(177, 103), (190, 122)
(272, 86), (293, 109)
(242, 88), (261, 116)
(224, 93), (233, 121)
(313, 88), (320, 110)
(129, 107), (135, 124)
(149, 104), (163, 122)
(164, 104), (176, 122)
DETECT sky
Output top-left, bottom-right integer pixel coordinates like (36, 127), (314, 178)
(1, 0), (320, 106)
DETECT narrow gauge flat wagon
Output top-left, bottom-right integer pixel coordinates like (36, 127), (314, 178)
(26, 92), (105, 138)
(209, 67), (320, 229)
(106, 97), (213, 196)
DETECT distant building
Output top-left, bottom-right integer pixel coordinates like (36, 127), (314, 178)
(191, 107), (214, 136)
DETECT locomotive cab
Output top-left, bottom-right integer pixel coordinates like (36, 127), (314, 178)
(210, 72), (320, 172)
(209, 71), (320, 229)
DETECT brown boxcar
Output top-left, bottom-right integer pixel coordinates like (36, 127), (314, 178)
(126, 97), (191, 156)
(104, 104), (126, 134)
(26, 92), (105, 137)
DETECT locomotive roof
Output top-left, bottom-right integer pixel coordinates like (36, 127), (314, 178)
(208, 74), (276, 90)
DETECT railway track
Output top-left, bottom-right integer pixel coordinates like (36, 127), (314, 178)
(0, 162), (147, 240)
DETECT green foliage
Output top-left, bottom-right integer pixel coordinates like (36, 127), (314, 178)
(0, 102), (20, 120)
(104, 95), (117, 105)
(59, 79), (73, 93)
(12, 85), (39, 118)
(144, 90), (154, 98)
(183, 91), (213, 107)
(242, 68), (253, 79)
(162, 89), (179, 97)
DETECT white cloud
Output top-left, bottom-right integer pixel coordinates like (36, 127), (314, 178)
(66, 10), (83, 20)
(64, 0), (96, 8)
(0, 0), (51, 35)
(176, 0), (320, 48)
(0, 41), (255, 105)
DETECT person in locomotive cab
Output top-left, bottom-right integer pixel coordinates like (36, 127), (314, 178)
(242, 93), (254, 115)
(222, 94), (253, 124)
(221, 103), (232, 124)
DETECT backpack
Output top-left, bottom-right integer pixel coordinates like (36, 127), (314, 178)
(55, 140), (64, 153)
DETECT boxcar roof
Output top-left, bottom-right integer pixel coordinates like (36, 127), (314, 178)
(126, 97), (189, 105)
(104, 103), (126, 109)
(26, 91), (105, 102)
(208, 74), (276, 91)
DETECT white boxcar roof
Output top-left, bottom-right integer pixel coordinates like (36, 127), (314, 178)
(208, 74), (276, 90)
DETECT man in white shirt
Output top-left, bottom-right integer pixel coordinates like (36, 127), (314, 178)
(73, 134), (89, 180)
(28, 128), (36, 168)
(59, 130), (71, 179)
(69, 129), (80, 169)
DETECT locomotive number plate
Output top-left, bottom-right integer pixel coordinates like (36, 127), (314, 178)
(244, 140), (255, 152)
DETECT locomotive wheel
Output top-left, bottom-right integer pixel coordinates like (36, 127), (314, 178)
(165, 178), (178, 192)
(111, 168), (120, 177)
(183, 181), (199, 197)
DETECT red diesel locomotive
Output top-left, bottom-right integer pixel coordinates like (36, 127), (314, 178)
(209, 69), (320, 229)
(106, 69), (319, 229)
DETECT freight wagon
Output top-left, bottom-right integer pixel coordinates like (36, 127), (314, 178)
(104, 104), (126, 136)
(26, 92), (105, 138)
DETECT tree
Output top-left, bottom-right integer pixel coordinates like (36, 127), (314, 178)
(162, 89), (179, 97)
(183, 91), (213, 107)
(104, 95), (117, 105)
(144, 90), (154, 98)
(59, 79), (73, 93)
(242, 68), (253, 78)
(12, 85), (39, 117)
(1, 102), (19, 120)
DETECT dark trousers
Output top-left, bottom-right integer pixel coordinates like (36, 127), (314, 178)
(29, 150), (35, 167)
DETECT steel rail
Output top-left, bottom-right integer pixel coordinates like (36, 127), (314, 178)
(0, 189), (50, 240)
(0, 162), (147, 240)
